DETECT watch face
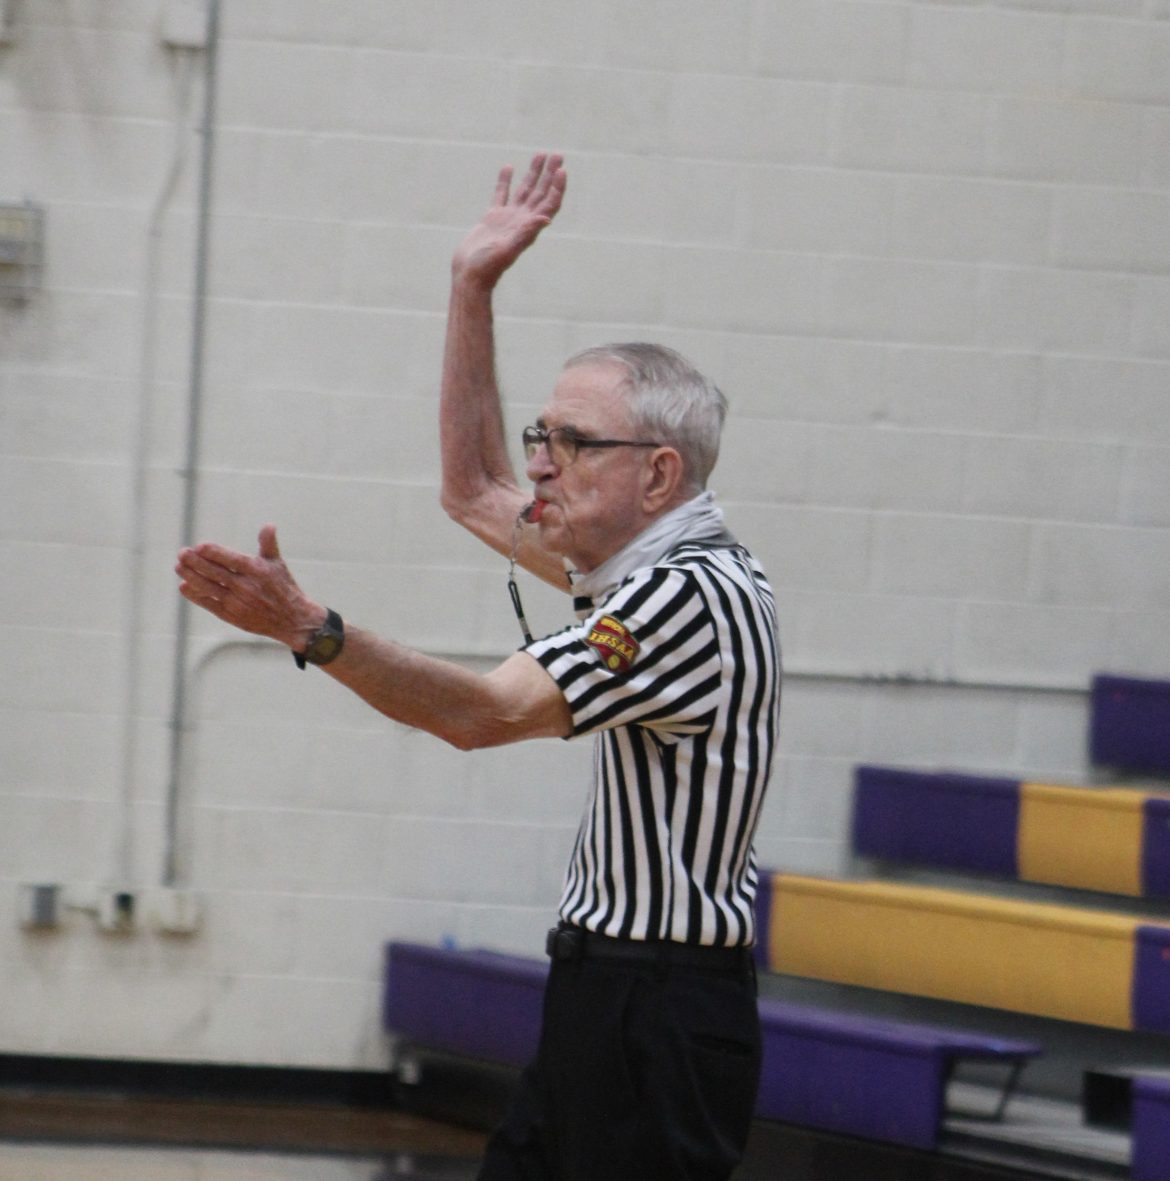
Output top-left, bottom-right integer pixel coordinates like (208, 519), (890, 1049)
(309, 634), (341, 663)
(300, 610), (343, 667)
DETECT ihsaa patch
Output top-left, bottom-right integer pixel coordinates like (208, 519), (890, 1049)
(586, 615), (640, 674)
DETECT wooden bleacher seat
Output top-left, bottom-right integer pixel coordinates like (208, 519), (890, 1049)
(757, 872), (1170, 1036)
(852, 764), (1170, 901)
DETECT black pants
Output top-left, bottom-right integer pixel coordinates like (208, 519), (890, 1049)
(477, 947), (760, 1181)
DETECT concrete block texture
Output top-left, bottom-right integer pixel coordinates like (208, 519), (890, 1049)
(751, 0), (909, 84)
(906, 5), (1067, 94)
(1, 0), (1168, 1072)
(871, 513), (1033, 599)
(990, 96), (1147, 184)
(1067, 17), (1170, 105)
(834, 84), (990, 176)
(1052, 188), (1170, 274)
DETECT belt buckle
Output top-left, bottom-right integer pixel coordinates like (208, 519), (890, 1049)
(546, 926), (583, 962)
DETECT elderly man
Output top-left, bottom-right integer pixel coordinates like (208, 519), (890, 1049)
(175, 154), (780, 1181)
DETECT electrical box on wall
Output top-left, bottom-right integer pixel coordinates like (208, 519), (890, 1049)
(97, 890), (137, 934)
(18, 884), (62, 930)
(0, 202), (45, 303)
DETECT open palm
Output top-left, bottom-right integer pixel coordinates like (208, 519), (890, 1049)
(452, 152), (567, 288)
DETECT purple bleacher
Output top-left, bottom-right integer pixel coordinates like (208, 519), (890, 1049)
(1133, 927), (1170, 1037)
(384, 942), (545, 1069)
(1142, 797), (1170, 901)
(753, 870), (772, 968)
(757, 999), (1041, 1151)
(1091, 675), (1170, 776)
(1132, 1075), (1170, 1181)
(853, 765), (1021, 877)
(385, 941), (1044, 1152)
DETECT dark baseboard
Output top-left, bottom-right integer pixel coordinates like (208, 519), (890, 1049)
(0, 1053), (398, 1109)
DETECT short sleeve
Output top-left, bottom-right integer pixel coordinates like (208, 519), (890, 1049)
(525, 565), (723, 740)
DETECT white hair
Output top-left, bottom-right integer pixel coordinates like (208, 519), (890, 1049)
(563, 343), (728, 490)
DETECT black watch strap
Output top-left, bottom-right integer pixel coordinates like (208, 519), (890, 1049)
(294, 608), (344, 670)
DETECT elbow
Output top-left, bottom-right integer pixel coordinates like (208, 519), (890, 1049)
(443, 726), (481, 753)
(440, 484), (494, 537)
(441, 720), (505, 753)
(439, 487), (467, 526)
(428, 698), (511, 752)
(441, 467), (519, 529)
(438, 700), (538, 752)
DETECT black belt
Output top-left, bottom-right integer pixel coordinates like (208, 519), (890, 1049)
(546, 924), (751, 974)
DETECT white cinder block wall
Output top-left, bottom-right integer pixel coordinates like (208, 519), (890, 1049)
(1, 0), (1168, 1070)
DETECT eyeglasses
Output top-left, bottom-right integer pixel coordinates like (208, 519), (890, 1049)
(522, 425), (661, 467)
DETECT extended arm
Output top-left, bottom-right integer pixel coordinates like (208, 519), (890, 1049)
(439, 153), (568, 589)
(175, 526), (571, 748)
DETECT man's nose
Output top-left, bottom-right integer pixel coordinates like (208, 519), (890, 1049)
(525, 444), (558, 481)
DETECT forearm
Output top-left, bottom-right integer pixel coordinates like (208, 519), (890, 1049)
(439, 278), (569, 589)
(438, 276), (523, 547)
(320, 625), (569, 750)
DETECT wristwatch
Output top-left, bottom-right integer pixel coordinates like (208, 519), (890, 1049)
(294, 608), (344, 670)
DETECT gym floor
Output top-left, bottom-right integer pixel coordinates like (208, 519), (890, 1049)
(0, 1092), (486, 1180)
(0, 1069), (1128, 1181)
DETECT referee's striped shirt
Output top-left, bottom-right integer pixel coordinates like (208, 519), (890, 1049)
(525, 540), (780, 949)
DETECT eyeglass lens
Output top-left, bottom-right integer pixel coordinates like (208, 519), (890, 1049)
(523, 427), (575, 465)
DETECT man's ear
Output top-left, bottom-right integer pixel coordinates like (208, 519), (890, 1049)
(642, 446), (687, 513)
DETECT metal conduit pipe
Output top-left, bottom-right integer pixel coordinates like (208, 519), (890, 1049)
(782, 669), (1088, 698)
(163, 0), (221, 888)
(116, 47), (199, 893)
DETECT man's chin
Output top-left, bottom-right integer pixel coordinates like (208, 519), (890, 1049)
(536, 517), (572, 558)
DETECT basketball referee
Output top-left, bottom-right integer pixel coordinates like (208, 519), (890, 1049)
(175, 153), (781, 1181)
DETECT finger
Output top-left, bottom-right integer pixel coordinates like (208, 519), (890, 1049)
(529, 153), (562, 199)
(512, 152), (547, 205)
(258, 523), (281, 562)
(178, 577), (229, 619)
(178, 576), (216, 604)
(492, 163), (514, 207)
(525, 156), (565, 219)
(536, 165), (566, 218)
(186, 541), (248, 576)
(177, 547), (237, 590)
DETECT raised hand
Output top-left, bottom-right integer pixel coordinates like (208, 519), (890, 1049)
(451, 152), (567, 290)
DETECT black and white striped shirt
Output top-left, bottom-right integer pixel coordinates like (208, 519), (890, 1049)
(526, 541), (780, 948)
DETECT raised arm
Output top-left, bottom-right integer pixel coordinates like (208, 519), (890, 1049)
(439, 152), (568, 589)
(175, 526), (571, 748)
